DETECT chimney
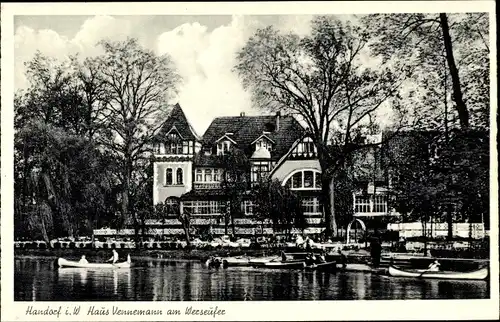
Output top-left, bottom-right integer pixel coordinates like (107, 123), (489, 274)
(240, 112), (245, 117)
(275, 111), (281, 131)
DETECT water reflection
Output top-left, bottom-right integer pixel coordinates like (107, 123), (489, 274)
(14, 256), (489, 301)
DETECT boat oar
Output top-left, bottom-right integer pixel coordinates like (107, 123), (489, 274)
(417, 268), (430, 278)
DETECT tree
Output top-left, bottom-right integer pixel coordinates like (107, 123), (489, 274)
(92, 38), (179, 234)
(366, 13), (490, 238)
(235, 16), (408, 238)
(219, 148), (250, 235)
(365, 13), (490, 130)
(14, 53), (120, 243)
(252, 179), (305, 240)
(153, 198), (192, 247)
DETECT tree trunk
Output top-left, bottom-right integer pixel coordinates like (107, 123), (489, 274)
(446, 204), (453, 240)
(439, 13), (469, 129)
(321, 175), (336, 238)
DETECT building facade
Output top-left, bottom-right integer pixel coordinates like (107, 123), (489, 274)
(147, 104), (394, 237)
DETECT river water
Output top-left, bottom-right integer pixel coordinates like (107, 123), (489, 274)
(14, 256), (489, 301)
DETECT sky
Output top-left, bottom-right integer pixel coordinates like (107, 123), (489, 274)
(14, 14), (318, 135)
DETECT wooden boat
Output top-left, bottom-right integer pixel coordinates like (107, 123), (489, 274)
(388, 265), (488, 280)
(305, 261), (337, 271)
(222, 256), (251, 268)
(261, 261), (306, 269)
(58, 255), (131, 269)
(248, 256), (280, 267)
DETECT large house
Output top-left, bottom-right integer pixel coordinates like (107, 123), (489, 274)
(147, 104), (394, 237)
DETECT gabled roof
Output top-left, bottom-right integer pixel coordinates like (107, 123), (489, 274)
(251, 133), (276, 144)
(216, 134), (237, 144)
(155, 103), (200, 141)
(200, 114), (305, 162)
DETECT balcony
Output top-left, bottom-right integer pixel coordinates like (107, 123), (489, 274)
(194, 182), (221, 189)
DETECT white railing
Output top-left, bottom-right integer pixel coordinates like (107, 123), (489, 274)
(387, 222), (486, 239)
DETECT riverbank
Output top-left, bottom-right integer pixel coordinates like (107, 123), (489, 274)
(14, 248), (274, 262)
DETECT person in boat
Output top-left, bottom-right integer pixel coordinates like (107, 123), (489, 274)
(338, 248), (347, 269)
(305, 253), (315, 266)
(281, 251), (288, 262)
(108, 249), (119, 264)
(370, 236), (382, 268)
(79, 255), (88, 264)
(317, 251), (326, 264)
(427, 260), (441, 272)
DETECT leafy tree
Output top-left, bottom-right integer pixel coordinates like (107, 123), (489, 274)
(14, 52), (119, 243)
(91, 38), (180, 234)
(365, 13), (490, 130)
(235, 16), (408, 237)
(252, 179), (305, 240)
(219, 148), (250, 235)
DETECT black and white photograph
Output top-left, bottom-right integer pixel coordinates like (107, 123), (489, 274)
(1, 1), (498, 321)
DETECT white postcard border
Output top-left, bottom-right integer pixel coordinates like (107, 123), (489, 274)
(1, 1), (498, 321)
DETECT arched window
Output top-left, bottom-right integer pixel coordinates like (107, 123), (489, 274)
(165, 197), (180, 215)
(176, 168), (183, 185)
(283, 169), (321, 190)
(165, 168), (173, 185)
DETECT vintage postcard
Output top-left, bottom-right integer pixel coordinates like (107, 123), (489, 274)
(1, 1), (498, 321)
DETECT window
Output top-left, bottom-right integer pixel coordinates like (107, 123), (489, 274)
(255, 138), (273, 152)
(165, 197), (180, 214)
(196, 169), (203, 182)
(285, 170), (321, 190)
(176, 168), (183, 185)
(251, 162), (270, 182)
(292, 137), (317, 157)
(242, 200), (254, 215)
(183, 200), (225, 215)
(153, 143), (161, 154)
(315, 172), (322, 188)
(204, 169), (212, 182)
(304, 171), (314, 188)
(292, 171), (303, 188)
(373, 195), (387, 213)
(166, 142), (183, 154)
(165, 168), (173, 185)
(168, 132), (179, 141)
(194, 169), (221, 183)
(302, 197), (321, 213)
(217, 141), (231, 155)
(355, 195), (370, 213)
(182, 141), (189, 154)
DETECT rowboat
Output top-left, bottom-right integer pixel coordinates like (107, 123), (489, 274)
(248, 256), (280, 267)
(305, 261), (337, 271)
(260, 261), (306, 269)
(222, 256), (251, 267)
(58, 255), (131, 269)
(388, 265), (488, 280)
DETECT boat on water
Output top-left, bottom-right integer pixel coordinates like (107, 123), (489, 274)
(58, 255), (132, 269)
(304, 261), (337, 271)
(388, 265), (489, 280)
(222, 256), (251, 268)
(248, 256), (280, 267)
(261, 261), (306, 269)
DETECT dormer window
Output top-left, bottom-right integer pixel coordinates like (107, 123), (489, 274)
(217, 141), (231, 155)
(216, 133), (236, 156)
(252, 133), (275, 153)
(255, 139), (272, 152)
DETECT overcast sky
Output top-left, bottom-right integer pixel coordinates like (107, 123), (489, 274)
(14, 15), (320, 135)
